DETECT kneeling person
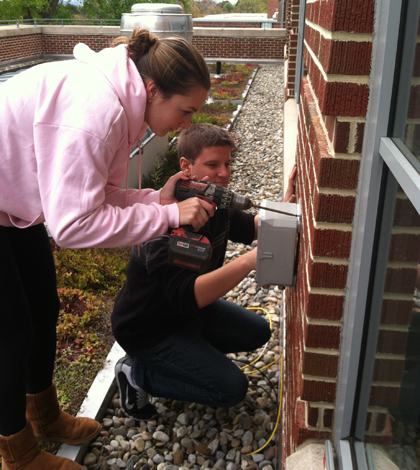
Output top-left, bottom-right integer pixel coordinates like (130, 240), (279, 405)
(112, 123), (271, 419)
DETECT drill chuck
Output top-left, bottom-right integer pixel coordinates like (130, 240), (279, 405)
(230, 193), (253, 211)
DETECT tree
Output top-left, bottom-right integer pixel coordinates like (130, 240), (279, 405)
(219, 1), (233, 13)
(0, 0), (47, 19)
(190, 0), (220, 18)
(81, 0), (190, 21)
(233, 0), (266, 13)
(0, 0), (81, 20)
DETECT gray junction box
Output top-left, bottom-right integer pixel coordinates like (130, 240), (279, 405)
(256, 200), (301, 287)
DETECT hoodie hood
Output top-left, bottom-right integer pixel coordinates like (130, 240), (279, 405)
(74, 43), (148, 147)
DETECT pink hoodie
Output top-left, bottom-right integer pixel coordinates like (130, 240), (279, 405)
(0, 43), (179, 248)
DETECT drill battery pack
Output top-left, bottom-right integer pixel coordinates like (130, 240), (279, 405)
(167, 227), (212, 273)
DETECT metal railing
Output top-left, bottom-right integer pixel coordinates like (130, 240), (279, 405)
(0, 18), (121, 27)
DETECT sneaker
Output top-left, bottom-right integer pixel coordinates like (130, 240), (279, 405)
(115, 356), (157, 420)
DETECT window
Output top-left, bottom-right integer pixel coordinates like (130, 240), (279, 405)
(334, 1), (420, 468)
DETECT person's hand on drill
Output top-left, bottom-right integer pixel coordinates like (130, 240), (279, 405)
(160, 171), (215, 232)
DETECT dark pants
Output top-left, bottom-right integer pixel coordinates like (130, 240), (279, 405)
(0, 224), (59, 435)
(126, 300), (271, 408)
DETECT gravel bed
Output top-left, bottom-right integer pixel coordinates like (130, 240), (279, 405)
(82, 64), (285, 470)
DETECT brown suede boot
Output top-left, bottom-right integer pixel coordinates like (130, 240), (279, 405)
(0, 422), (82, 470)
(26, 382), (100, 445)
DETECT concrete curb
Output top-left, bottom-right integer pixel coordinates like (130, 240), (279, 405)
(56, 341), (124, 465)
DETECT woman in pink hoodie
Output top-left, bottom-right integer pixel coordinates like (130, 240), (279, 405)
(0, 28), (213, 470)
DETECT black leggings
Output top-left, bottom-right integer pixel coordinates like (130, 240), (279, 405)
(0, 224), (60, 436)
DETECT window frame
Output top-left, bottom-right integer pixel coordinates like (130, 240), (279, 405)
(333, 1), (403, 457)
(332, 0), (420, 468)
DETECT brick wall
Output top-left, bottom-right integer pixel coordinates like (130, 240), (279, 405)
(193, 36), (284, 59)
(283, 0), (376, 460)
(0, 27), (285, 64)
(42, 34), (115, 55)
(0, 33), (43, 62)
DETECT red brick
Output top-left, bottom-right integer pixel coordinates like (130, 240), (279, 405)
(307, 293), (345, 321)
(408, 85), (420, 119)
(384, 266), (418, 295)
(301, 378), (336, 402)
(313, 191), (355, 223)
(388, 233), (420, 262)
(381, 299), (414, 325)
(376, 329), (408, 355)
(334, 121), (350, 153)
(302, 351), (338, 377)
(326, 40), (372, 75)
(305, 323), (340, 349)
(393, 198), (420, 227)
(307, 405), (318, 427)
(355, 122), (365, 153)
(369, 385), (400, 408)
(373, 358), (404, 382)
(308, 259), (348, 288)
(324, 408), (333, 428)
(319, 0), (375, 34)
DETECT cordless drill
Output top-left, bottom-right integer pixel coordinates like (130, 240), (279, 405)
(168, 179), (297, 273)
(173, 179), (253, 211)
(168, 179), (248, 273)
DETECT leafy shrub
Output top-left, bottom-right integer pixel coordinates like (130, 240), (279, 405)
(52, 243), (131, 296)
(142, 147), (180, 190)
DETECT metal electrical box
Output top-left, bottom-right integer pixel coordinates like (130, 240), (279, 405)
(256, 200), (301, 287)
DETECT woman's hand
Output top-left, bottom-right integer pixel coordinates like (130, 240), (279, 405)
(284, 163), (297, 203)
(160, 171), (188, 206)
(177, 198), (215, 232)
(160, 172), (210, 206)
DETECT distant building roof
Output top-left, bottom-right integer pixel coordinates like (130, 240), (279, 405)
(193, 13), (277, 23)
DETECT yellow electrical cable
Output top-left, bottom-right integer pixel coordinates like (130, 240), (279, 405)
(247, 307), (273, 330)
(246, 353), (283, 457)
(240, 307), (273, 371)
(243, 356), (279, 375)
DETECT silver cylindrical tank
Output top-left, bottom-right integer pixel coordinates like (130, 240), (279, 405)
(120, 3), (193, 43)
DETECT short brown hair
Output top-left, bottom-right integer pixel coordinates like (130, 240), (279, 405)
(112, 28), (210, 99)
(177, 123), (235, 163)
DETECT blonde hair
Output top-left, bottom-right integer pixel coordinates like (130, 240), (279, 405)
(112, 28), (211, 98)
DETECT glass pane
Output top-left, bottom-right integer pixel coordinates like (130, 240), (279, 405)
(402, 14), (420, 158)
(364, 184), (420, 470)
(392, 1), (420, 168)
